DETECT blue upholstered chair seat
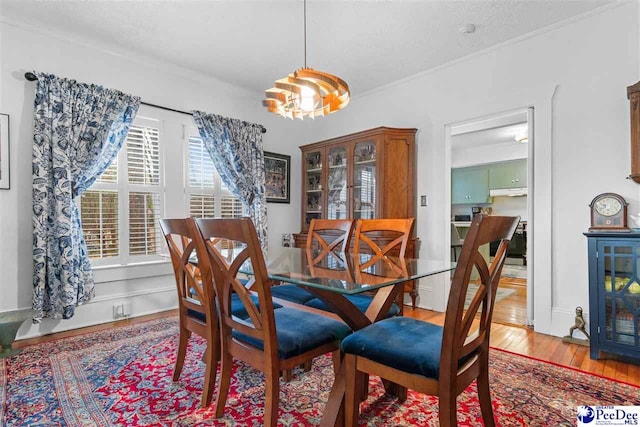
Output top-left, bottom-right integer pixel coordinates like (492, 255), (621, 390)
(188, 294), (282, 321)
(304, 295), (401, 318)
(341, 317), (450, 379)
(232, 307), (351, 359)
(270, 284), (316, 305)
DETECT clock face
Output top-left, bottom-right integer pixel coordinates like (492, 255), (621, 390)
(595, 197), (623, 217)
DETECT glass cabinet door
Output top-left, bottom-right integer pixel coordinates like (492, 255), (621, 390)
(304, 150), (323, 228)
(327, 145), (348, 220)
(599, 242), (640, 348)
(352, 141), (377, 220)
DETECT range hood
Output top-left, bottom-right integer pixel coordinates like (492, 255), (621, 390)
(489, 187), (528, 197)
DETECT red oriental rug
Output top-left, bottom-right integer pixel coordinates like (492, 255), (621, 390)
(1, 316), (638, 426)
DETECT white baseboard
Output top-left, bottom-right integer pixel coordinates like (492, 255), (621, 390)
(15, 286), (178, 341)
(408, 285), (434, 311)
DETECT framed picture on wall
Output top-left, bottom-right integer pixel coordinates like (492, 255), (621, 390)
(264, 151), (290, 203)
(0, 114), (9, 190)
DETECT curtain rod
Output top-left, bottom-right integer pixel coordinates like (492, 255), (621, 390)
(24, 72), (267, 134)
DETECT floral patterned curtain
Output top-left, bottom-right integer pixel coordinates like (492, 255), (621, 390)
(32, 72), (140, 321)
(192, 111), (268, 249)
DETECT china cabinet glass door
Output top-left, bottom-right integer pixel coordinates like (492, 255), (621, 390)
(305, 150), (323, 228)
(599, 242), (640, 348)
(352, 140), (377, 220)
(327, 146), (348, 220)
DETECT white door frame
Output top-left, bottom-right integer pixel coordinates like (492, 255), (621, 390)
(436, 85), (557, 334)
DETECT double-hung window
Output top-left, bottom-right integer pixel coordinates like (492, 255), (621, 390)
(81, 116), (164, 265)
(185, 129), (242, 219)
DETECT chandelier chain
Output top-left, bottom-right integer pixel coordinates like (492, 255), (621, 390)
(304, 0), (307, 69)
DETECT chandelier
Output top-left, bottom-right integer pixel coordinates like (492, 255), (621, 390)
(262, 0), (350, 119)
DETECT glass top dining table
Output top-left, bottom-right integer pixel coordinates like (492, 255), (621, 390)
(240, 246), (456, 295)
(244, 246), (455, 427)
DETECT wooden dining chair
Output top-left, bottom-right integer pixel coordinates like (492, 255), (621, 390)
(352, 218), (414, 264)
(159, 218), (219, 408)
(194, 217), (351, 427)
(303, 218), (405, 318)
(307, 218), (354, 258)
(271, 218), (354, 306)
(341, 214), (520, 427)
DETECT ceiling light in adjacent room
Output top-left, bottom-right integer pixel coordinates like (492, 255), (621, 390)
(460, 24), (476, 34)
(262, 0), (350, 119)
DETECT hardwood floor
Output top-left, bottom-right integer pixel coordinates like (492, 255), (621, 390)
(405, 306), (640, 386)
(492, 276), (527, 326)
(15, 307), (640, 386)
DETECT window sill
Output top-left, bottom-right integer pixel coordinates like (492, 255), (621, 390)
(93, 260), (172, 284)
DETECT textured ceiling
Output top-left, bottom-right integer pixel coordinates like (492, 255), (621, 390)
(1, 0), (614, 95)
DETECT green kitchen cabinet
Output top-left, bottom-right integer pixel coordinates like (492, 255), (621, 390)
(451, 166), (491, 204)
(489, 159), (527, 190)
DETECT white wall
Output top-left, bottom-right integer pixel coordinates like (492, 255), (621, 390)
(451, 142), (528, 168)
(0, 18), (305, 338)
(295, 2), (640, 336)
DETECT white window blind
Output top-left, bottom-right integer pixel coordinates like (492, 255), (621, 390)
(127, 126), (160, 186)
(188, 137), (215, 189)
(81, 118), (164, 265)
(186, 134), (243, 219)
(189, 194), (215, 218)
(221, 196), (243, 218)
(128, 191), (161, 256)
(81, 190), (119, 259)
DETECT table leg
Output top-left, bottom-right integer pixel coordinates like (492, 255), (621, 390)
(303, 287), (371, 331)
(308, 283), (405, 426)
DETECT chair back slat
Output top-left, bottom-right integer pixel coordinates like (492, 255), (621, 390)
(307, 219), (354, 262)
(441, 215), (519, 369)
(353, 218), (414, 269)
(353, 218), (414, 260)
(306, 248), (355, 283)
(195, 217), (279, 357)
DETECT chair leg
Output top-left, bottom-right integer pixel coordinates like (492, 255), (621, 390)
(477, 364), (496, 427)
(344, 354), (361, 427)
(201, 339), (218, 408)
(438, 393), (458, 427)
(173, 328), (190, 381)
(303, 360), (312, 372)
(282, 369), (293, 382)
(214, 348), (233, 418)
(264, 365), (281, 427)
(331, 349), (341, 375)
(360, 373), (370, 402)
(381, 378), (406, 402)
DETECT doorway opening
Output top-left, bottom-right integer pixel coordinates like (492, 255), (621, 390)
(449, 107), (533, 327)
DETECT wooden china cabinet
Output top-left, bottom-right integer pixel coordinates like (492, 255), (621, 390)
(293, 127), (420, 307)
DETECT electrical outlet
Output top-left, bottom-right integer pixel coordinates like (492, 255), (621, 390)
(420, 195), (427, 206)
(112, 303), (130, 319)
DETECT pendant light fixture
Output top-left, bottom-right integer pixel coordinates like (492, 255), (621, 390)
(262, 0), (350, 119)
